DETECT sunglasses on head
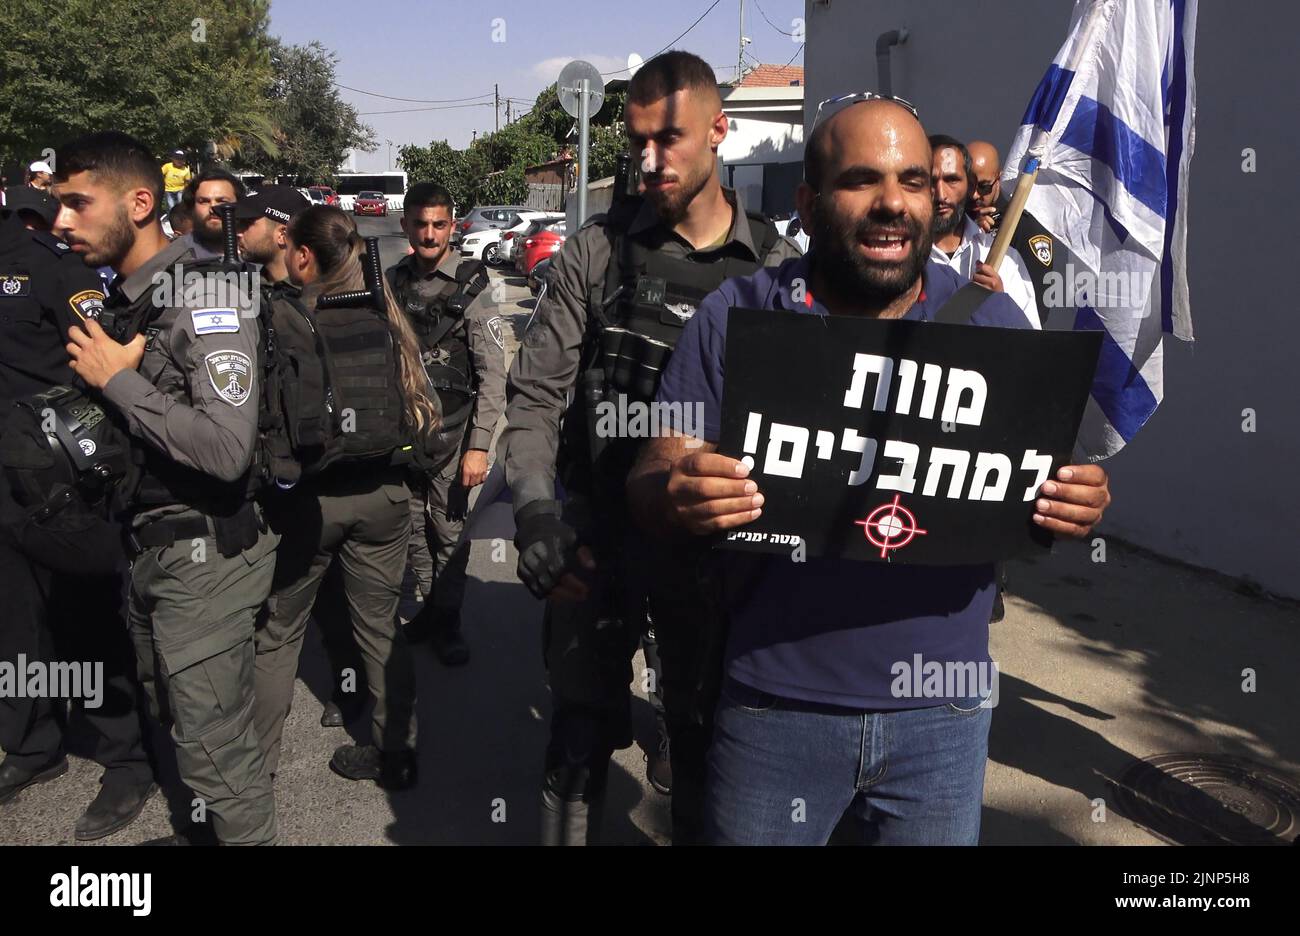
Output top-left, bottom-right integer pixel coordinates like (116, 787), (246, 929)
(812, 91), (920, 130)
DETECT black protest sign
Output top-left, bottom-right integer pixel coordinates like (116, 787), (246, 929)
(717, 308), (1101, 564)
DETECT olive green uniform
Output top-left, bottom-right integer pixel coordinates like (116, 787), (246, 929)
(100, 236), (278, 845)
(500, 189), (802, 844)
(387, 252), (507, 614)
(252, 282), (417, 776)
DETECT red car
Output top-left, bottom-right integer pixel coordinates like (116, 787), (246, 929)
(308, 185), (340, 206)
(352, 191), (388, 217)
(520, 222), (566, 275)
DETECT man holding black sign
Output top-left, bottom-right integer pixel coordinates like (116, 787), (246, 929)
(628, 98), (1110, 845)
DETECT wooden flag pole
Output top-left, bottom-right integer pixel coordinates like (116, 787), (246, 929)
(985, 157), (1039, 271)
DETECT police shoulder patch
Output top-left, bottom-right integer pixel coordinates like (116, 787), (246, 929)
(485, 316), (506, 350)
(1027, 234), (1054, 268)
(68, 289), (105, 321)
(192, 307), (241, 335)
(204, 350), (254, 407)
(0, 274), (32, 298)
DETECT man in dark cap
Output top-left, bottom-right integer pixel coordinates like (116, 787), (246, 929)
(0, 187), (59, 232)
(233, 184), (309, 283)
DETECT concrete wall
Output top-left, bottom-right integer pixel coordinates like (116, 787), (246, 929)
(805, 0), (1300, 597)
(720, 85), (805, 218)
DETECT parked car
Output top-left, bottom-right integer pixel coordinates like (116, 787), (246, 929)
(308, 185), (340, 207)
(527, 256), (556, 297)
(498, 211), (564, 265)
(352, 191), (388, 217)
(464, 210), (563, 265)
(513, 217), (566, 272)
(520, 221), (567, 275)
(452, 205), (528, 246)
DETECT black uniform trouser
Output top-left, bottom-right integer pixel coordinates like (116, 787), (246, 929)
(0, 529), (151, 786)
(542, 495), (719, 844)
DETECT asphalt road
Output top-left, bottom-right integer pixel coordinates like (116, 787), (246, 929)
(1, 214), (1297, 845)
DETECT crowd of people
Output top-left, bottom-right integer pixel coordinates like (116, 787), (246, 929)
(0, 50), (1109, 846)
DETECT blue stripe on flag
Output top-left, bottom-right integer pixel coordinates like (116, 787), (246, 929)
(1060, 97), (1168, 219)
(1073, 305), (1160, 442)
(1159, 0), (1188, 334)
(1021, 64), (1075, 131)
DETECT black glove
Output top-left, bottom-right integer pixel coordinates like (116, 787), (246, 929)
(514, 499), (579, 599)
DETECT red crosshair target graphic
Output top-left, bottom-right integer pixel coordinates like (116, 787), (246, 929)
(855, 494), (928, 559)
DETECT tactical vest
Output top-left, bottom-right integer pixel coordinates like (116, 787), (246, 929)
(258, 282), (330, 486)
(559, 198), (780, 496)
(306, 293), (407, 474)
(394, 258), (488, 429)
(597, 199), (780, 380)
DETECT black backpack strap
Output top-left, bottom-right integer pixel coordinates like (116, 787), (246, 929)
(422, 314), (461, 352)
(934, 282), (996, 325)
(453, 257), (489, 298)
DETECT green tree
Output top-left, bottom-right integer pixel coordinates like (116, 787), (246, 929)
(397, 80), (630, 210)
(398, 140), (475, 212)
(235, 39), (375, 182)
(0, 0), (277, 165)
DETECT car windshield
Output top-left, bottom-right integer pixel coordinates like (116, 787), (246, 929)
(359, 192), (383, 200)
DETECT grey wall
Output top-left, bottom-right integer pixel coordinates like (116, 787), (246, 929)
(805, 0), (1300, 597)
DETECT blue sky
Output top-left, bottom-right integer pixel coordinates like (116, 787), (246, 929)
(269, 0), (807, 171)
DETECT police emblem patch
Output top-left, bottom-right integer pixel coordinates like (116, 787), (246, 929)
(68, 289), (105, 321)
(204, 350), (253, 406)
(1028, 234), (1054, 268)
(486, 316), (505, 350)
(1, 274), (32, 297)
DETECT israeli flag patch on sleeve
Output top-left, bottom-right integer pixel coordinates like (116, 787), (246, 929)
(191, 308), (241, 335)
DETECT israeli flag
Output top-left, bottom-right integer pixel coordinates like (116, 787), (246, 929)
(1002, 0), (1197, 459)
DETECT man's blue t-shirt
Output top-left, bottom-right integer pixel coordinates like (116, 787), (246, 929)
(655, 256), (1032, 709)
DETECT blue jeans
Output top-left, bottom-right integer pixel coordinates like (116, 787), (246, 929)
(165, 190), (182, 210)
(705, 678), (992, 845)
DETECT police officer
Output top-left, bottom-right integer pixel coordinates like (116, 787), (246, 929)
(387, 182), (507, 665)
(253, 206), (435, 789)
(234, 186), (366, 732)
(51, 131), (279, 845)
(0, 204), (156, 840)
(1, 186), (59, 232)
(500, 51), (802, 845)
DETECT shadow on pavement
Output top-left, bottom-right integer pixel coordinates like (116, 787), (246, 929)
(984, 540), (1300, 845)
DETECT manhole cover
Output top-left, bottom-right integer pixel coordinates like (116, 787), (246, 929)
(1110, 753), (1300, 845)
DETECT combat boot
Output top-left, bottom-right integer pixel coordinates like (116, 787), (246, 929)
(0, 755), (68, 805)
(329, 744), (418, 790)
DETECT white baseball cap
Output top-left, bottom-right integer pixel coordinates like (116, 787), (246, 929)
(29, 160), (53, 174)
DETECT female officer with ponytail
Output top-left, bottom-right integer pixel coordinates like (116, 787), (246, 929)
(252, 206), (439, 789)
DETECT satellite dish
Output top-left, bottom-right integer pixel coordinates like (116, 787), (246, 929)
(557, 60), (606, 119)
(626, 52), (644, 78)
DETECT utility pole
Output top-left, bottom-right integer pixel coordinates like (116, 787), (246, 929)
(738, 0), (744, 83)
(494, 83), (500, 132)
(506, 99), (512, 124)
